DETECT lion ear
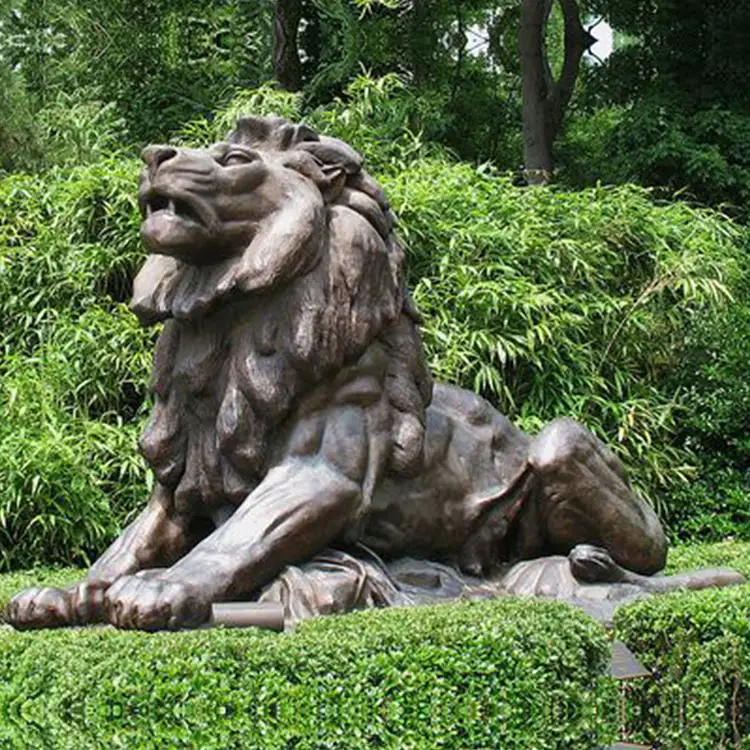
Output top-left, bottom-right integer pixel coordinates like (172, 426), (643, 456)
(298, 136), (362, 174)
(280, 151), (347, 202)
(321, 165), (347, 202)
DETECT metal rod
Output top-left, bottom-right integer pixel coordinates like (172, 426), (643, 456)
(210, 602), (285, 631)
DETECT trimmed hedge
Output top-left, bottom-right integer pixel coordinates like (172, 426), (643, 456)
(0, 596), (612, 750)
(3, 543), (750, 748)
(614, 586), (750, 748)
(664, 540), (750, 578)
(613, 541), (750, 748)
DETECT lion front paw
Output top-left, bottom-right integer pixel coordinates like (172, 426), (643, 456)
(103, 575), (210, 631)
(6, 586), (75, 630)
(5, 580), (111, 630)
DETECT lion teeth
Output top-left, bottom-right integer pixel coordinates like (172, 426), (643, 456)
(169, 199), (176, 214)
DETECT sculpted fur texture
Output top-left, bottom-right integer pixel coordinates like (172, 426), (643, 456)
(131, 117), (432, 513)
(7, 117), (674, 631)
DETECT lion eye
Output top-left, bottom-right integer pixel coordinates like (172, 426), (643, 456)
(224, 150), (258, 166)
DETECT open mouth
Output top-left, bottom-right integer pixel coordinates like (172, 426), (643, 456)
(143, 191), (205, 227)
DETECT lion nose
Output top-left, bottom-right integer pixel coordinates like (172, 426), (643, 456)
(141, 145), (178, 169)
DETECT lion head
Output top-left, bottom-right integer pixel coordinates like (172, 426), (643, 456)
(131, 117), (432, 511)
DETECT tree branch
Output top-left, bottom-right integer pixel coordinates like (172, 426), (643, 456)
(450, 0), (467, 107)
(547, 0), (594, 139)
(273, 0), (303, 91)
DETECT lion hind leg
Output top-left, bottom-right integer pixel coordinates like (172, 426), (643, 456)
(569, 543), (745, 593)
(528, 418), (667, 576)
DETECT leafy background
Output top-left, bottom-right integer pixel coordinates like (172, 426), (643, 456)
(0, 78), (747, 568)
(1, 0), (749, 569)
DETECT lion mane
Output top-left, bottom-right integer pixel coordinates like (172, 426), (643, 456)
(129, 116), (433, 513)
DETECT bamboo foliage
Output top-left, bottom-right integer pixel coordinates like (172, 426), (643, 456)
(0, 78), (743, 567)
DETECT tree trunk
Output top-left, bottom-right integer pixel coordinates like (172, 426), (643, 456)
(519, 0), (593, 185)
(519, 0), (552, 185)
(273, 0), (303, 91)
(410, 0), (440, 87)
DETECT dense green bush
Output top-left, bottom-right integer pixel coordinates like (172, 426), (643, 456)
(614, 584), (750, 747)
(0, 79), (746, 568)
(662, 271), (750, 541)
(665, 460), (750, 543)
(605, 99), (750, 220)
(2, 541), (749, 748)
(0, 157), (152, 568)
(0, 64), (40, 172)
(0, 596), (612, 749)
(611, 541), (750, 747)
(1, 0), (273, 148)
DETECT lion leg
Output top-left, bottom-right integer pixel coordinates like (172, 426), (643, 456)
(6, 485), (197, 629)
(103, 459), (364, 630)
(526, 418), (667, 576)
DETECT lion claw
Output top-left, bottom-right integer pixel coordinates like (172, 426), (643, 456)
(569, 544), (627, 583)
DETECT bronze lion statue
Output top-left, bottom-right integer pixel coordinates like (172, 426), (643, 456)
(7, 117), (741, 631)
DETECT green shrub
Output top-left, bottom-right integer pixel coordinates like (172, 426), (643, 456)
(664, 540), (750, 578)
(0, 90), (129, 175)
(556, 106), (626, 189)
(0, 79), (746, 568)
(600, 539), (750, 748)
(2, 0), (274, 146)
(0, 157), (151, 568)
(0, 414), (147, 570)
(578, 96), (750, 220)
(665, 461), (750, 543)
(661, 267), (750, 541)
(677, 301), (750, 461)
(614, 584), (750, 748)
(0, 66), (42, 172)
(0, 157), (143, 356)
(0, 596), (612, 749)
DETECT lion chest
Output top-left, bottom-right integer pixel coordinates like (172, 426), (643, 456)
(139, 312), (262, 511)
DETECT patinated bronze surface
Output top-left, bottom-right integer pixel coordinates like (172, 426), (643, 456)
(6, 117), (743, 631)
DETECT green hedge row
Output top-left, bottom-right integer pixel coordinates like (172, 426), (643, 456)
(614, 541), (750, 748)
(0, 595), (612, 750)
(2, 542), (749, 748)
(615, 586), (750, 748)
